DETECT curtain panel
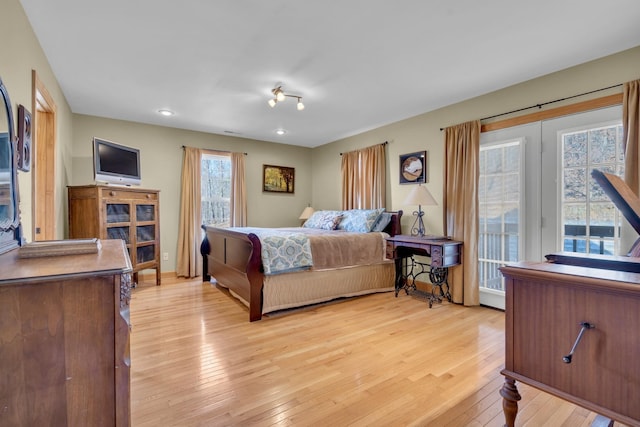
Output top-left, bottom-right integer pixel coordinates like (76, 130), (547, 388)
(443, 120), (480, 306)
(230, 152), (247, 227)
(177, 146), (202, 278)
(623, 79), (640, 195)
(341, 143), (386, 210)
(341, 151), (359, 210)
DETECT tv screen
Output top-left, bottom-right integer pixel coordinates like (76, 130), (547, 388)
(93, 138), (141, 186)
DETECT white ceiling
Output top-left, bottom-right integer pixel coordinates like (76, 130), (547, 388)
(19, 0), (640, 148)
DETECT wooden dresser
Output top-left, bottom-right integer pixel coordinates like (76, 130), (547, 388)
(0, 240), (132, 426)
(68, 185), (160, 285)
(499, 262), (640, 427)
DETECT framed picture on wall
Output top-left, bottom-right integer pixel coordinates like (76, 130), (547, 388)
(17, 104), (32, 172)
(263, 164), (295, 193)
(399, 151), (426, 184)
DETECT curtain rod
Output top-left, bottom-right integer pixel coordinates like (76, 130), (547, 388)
(340, 141), (388, 156)
(181, 145), (247, 155)
(439, 83), (623, 131)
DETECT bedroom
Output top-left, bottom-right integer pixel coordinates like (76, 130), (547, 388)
(1, 0), (640, 425)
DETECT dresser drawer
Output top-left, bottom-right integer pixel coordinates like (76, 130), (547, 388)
(100, 188), (158, 201)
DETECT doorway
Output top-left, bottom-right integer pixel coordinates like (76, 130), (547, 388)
(32, 70), (57, 241)
(478, 105), (622, 309)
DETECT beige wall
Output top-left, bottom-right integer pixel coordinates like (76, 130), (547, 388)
(312, 46), (640, 236)
(4, 0), (640, 274)
(71, 114), (312, 272)
(0, 0), (74, 242)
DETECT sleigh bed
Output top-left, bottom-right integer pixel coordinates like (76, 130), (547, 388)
(201, 209), (402, 321)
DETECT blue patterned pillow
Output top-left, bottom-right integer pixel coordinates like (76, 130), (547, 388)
(337, 208), (385, 232)
(371, 212), (392, 232)
(303, 210), (343, 230)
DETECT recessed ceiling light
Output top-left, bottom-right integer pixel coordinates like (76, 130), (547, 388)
(275, 129), (287, 136)
(158, 109), (174, 117)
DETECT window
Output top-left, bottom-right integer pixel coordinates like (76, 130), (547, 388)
(478, 139), (523, 293)
(201, 153), (231, 227)
(560, 122), (624, 255)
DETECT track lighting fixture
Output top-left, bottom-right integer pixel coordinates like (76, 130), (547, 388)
(268, 85), (304, 110)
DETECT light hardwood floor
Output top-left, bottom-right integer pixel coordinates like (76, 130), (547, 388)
(130, 276), (612, 427)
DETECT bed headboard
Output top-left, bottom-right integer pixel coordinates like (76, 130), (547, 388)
(385, 210), (403, 236)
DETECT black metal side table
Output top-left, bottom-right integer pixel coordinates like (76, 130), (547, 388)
(385, 235), (463, 307)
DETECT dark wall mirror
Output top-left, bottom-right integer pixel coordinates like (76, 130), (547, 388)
(0, 76), (22, 254)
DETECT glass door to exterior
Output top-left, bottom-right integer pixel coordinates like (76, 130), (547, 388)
(478, 105), (622, 310)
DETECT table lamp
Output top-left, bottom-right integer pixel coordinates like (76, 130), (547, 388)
(299, 206), (315, 226)
(403, 184), (437, 237)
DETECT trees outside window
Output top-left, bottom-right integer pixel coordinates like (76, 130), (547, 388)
(201, 153), (231, 227)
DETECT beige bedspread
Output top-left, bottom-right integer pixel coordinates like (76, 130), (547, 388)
(211, 227), (394, 316)
(272, 228), (388, 270)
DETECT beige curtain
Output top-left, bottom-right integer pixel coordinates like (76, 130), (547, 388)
(176, 146), (202, 278)
(623, 80), (640, 195)
(341, 143), (386, 209)
(443, 120), (480, 306)
(341, 151), (359, 209)
(230, 152), (247, 226)
(621, 80), (640, 254)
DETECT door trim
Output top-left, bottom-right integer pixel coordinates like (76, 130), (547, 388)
(32, 70), (57, 241)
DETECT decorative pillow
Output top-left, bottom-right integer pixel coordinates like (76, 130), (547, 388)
(371, 212), (392, 232)
(303, 210), (343, 230)
(337, 208), (385, 233)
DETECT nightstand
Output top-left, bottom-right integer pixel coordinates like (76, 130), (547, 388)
(385, 234), (463, 307)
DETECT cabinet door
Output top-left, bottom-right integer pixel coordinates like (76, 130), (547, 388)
(134, 202), (158, 267)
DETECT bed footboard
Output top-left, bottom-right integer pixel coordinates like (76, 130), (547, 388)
(202, 226), (265, 321)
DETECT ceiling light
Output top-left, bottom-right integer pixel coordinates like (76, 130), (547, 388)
(275, 128), (287, 135)
(267, 84), (305, 111)
(158, 109), (174, 116)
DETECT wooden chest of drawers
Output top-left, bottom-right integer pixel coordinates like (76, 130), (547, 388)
(499, 262), (640, 426)
(0, 240), (133, 426)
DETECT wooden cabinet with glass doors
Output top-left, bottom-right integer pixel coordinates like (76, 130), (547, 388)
(68, 185), (161, 285)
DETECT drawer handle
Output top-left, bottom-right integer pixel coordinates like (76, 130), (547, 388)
(562, 321), (595, 364)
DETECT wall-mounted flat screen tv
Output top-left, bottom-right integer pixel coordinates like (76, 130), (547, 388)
(93, 137), (141, 186)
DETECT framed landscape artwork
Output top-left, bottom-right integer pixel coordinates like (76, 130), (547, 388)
(263, 164), (295, 193)
(399, 151), (426, 184)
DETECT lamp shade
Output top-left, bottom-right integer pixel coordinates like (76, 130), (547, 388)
(403, 184), (437, 206)
(299, 206), (315, 220)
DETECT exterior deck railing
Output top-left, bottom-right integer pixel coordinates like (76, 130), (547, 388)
(480, 225), (617, 291)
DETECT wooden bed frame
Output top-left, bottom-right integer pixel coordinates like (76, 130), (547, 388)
(201, 210), (403, 321)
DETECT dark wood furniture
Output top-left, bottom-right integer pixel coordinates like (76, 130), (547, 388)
(68, 185), (161, 285)
(499, 170), (640, 427)
(499, 262), (640, 427)
(201, 211), (403, 322)
(385, 235), (463, 307)
(0, 239), (133, 426)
